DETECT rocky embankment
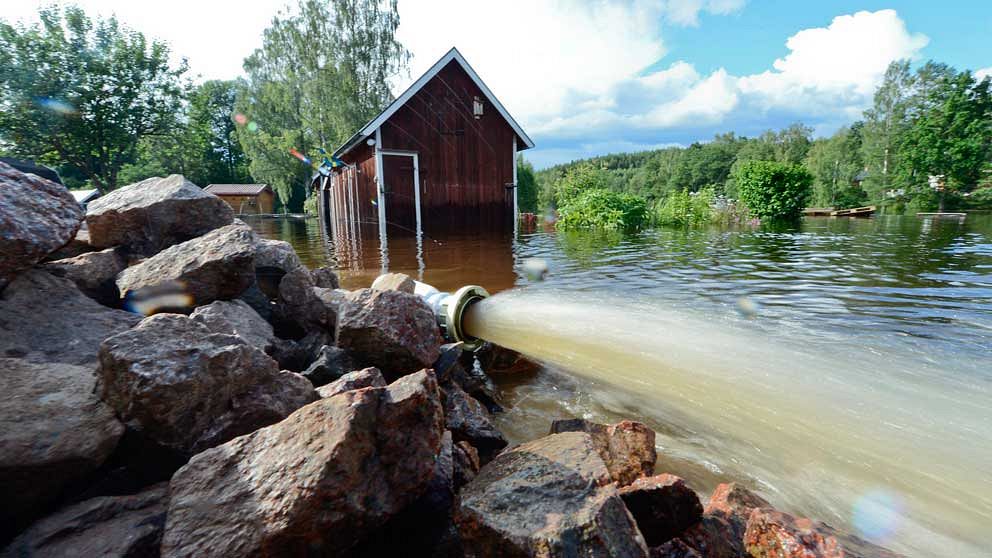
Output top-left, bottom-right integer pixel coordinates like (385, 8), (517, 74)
(0, 161), (901, 557)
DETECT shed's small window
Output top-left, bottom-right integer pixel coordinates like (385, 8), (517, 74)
(473, 95), (484, 119)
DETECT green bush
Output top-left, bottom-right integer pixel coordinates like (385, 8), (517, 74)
(556, 189), (648, 231)
(655, 187), (714, 227)
(555, 163), (611, 206)
(733, 161), (812, 220)
(832, 185), (868, 209)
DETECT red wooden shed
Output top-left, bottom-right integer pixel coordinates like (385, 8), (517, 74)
(314, 47), (534, 242)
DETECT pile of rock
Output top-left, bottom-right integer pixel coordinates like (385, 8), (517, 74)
(0, 163), (900, 557)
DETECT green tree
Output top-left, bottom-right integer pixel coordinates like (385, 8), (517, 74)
(900, 71), (992, 210)
(516, 155), (538, 213)
(236, 0), (409, 211)
(860, 61), (912, 199)
(0, 6), (188, 192)
(733, 160), (812, 220)
(804, 126), (865, 207)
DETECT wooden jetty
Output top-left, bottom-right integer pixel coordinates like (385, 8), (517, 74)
(917, 212), (966, 219)
(803, 207), (834, 216)
(830, 206), (875, 217)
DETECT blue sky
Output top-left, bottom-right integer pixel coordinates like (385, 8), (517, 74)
(9, 1), (992, 169)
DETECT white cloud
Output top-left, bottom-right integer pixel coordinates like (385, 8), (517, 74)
(662, 0), (747, 26)
(976, 67), (992, 81)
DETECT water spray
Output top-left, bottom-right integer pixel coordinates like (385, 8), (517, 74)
(413, 280), (489, 350)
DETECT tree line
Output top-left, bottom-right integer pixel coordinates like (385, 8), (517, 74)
(0, 1), (407, 212)
(537, 62), (992, 214)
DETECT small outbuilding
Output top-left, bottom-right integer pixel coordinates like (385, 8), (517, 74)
(204, 184), (275, 215)
(313, 47), (534, 241)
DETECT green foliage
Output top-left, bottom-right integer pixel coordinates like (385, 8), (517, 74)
(516, 155), (538, 213)
(655, 187), (714, 227)
(119, 80), (251, 187)
(0, 6), (188, 191)
(556, 189), (648, 231)
(236, 0), (409, 212)
(733, 161), (812, 220)
(554, 163), (611, 206)
(804, 126), (865, 207)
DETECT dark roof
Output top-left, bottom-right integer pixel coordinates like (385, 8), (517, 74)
(0, 157), (62, 184)
(204, 184), (271, 196)
(334, 47), (534, 158)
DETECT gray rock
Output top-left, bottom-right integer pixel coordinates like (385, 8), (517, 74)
(271, 268), (338, 337)
(85, 174), (233, 254)
(371, 272), (415, 293)
(441, 381), (507, 464)
(0, 358), (124, 527)
(42, 228), (95, 262)
(0, 161), (83, 289)
(1, 483), (168, 558)
(116, 222), (256, 310)
(457, 431), (649, 557)
(253, 238), (302, 299)
(161, 370), (444, 557)
(316, 367), (386, 398)
(301, 344), (353, 386)
(310, 266), (340, 289)
(43, 247), (127, 307)
(0, 270), (141, 365)
(336, 288), (442, 379)
(190, 299), (276, 354)
(440, 343), (503, 413)
(97, 313), (316, 455)
(453, 439), (481, 491)
(270, 331), (332, 372)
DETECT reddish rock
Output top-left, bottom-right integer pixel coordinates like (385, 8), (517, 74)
(619, 474), (703, 547)
(453, 439), (481, 491)
(651, 538), (703, 558)
(457, 431), (649, 558)
(97, 313), (316, 455)
(706, 482), (771, 516)
(0, 161), (83, 289)
(301, 344), (353, 386)
(336, 288), (442, 379)
(189, 299), (276, 353)
(677, 513), (747, 558)
(316, 367), (386, 398)
(550, 418), (657, 486)
(744, 509), (903, 558)
(371, 271), (415, 293)
(1, 484), (168, 558)
(441, 380), (507, 464)
(115, 222), (256, 310)
(161, 370), (444, 557)
(85, 174), (233, 254)
(474, 342), (540, 375)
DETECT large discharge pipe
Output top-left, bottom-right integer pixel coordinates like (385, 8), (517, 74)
(413, 281), (489, 350)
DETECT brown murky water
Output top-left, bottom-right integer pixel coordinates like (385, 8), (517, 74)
(246, 214), (992, 558)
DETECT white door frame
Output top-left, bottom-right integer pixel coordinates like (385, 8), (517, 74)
(379, 149), (422, 236)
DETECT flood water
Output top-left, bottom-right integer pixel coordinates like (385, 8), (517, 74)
(245, 214), (992, 558)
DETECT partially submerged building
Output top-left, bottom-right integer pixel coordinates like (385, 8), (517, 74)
(313, 47), (534, 240)
(204, 184), (275, 215)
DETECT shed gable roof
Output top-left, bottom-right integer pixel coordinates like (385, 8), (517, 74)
(204, 184), (271, 196)
(334, 47), (534, 157)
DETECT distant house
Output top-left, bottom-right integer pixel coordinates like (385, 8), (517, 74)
(204, 184), (275, 215)
(70, 188), (101, 209)
(313, 47), (534, 240)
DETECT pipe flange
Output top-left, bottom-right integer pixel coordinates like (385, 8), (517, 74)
(439, 285), (489, 351)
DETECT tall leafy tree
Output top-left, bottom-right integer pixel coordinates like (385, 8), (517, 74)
(805, 126), (865, 207)
(0, 6), (187, 191)
(516, 155), (538, 213)
(900, 71), (992, 210)
(236, 0), (409, 211)
(860, 61), (912, 199)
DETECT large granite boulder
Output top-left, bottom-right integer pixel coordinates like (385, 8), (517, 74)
(0, 359), (124, 531)
(116, 222), (256, 310)
(0, 161), (83, 289)
(671, 483), (771, 558)
(619, 474), (703, 547)
(43, 247), (127, 307)
(437, 343), (503, 413)
(0, 270), (141, 365)
(161, 370), (444, 557)
(85, 174), (232, 254)
(301, 345), (353, 386)
(0, 484), (168, 558)
(43, 228), (95, 261)
(550, 418), (657, 486)
(336, 288), (442, 379)
(97, 314), (316, 455)
(457, 431), (649, 558)
(270, 267), (339, 337)
(253, 238), (303, 298)
(441, 380), (507, 464)
(371, 271), (415, 293)
(190, 299), (276, 354)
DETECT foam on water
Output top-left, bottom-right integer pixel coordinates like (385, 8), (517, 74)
(464, 288), (991, 558)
